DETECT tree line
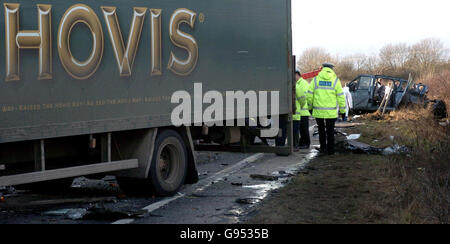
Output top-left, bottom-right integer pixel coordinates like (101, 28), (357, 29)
(297, 38), (450, 81)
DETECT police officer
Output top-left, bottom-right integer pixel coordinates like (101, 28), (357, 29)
(295, 71), (311, 149)
(293, 71), (302, 150)
(307, 63), (346, 155)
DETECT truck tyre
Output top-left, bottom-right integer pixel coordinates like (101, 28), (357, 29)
(118, 129), (188, 196)
(148, 130), (188, 196)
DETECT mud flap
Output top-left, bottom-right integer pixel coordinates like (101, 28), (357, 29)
(177, 127), (199, 184)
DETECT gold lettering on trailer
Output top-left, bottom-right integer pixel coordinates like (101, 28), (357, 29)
(58, 4), (104, 80)
(168, 8), (198, 76)
(101, 7), (147, 77)
(150, 9), (162, 76)
(4, 4), (52, 81)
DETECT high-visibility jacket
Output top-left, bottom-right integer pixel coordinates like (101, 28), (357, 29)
(307, 67), (346, 119)
(293, 78), (311, 121)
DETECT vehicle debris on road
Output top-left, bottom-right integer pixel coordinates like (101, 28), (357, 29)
(275, 171), (294, 178)
(0, 186), (16, 202)
(44, 208), (88, 220)
(340, 138), (411, 156)
(236, 198), (261, 205)
(44, 203), (147, 221)
(346, 134), (361, 140)
(250, 174), (279, 181)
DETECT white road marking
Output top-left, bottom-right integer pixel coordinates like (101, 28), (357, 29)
(189, 153), (265, 192)
(111, 153), (265, 224)
(142, 192), (185, 212)
(111, 218), (135, 225)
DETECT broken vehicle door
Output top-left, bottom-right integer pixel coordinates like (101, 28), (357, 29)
(349, 75), (373, 112)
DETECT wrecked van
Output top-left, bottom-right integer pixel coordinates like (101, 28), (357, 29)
(347, 75), (429, 113)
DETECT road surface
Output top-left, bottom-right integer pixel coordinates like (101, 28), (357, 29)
(0, 123), (319, 224)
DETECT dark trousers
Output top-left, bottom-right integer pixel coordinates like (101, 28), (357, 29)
(316, 118), (336, 154)
(293, 120), (300, 147)
(275, 116), (287, 147)
(299, 116), (310, 147)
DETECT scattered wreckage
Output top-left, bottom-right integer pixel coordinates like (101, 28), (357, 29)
(329, 125), (413, 156)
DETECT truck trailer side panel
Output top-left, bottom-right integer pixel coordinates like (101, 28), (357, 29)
(0, 0), (292, 144)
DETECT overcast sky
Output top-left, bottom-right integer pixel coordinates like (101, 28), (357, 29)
(292, 0), (450, 57)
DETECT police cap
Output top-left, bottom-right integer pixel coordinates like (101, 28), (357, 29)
(322, 63), (335, 69)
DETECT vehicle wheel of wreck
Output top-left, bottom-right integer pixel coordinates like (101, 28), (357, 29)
(432, 100), (448, 119)
(148, 130), (187, 196)
(118, 130), (187, 197)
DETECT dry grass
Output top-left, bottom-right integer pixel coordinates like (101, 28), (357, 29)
(246, 154), (396, 224)
(246, 112), (449, 223)
(385, 107), (431, 121)
(388, 117), (449, 223)
(365, 105), (435, 122)
(362, 108), (449, 223)
(358, 70), (449, 223)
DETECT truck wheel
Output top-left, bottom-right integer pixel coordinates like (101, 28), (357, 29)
(148, 130), (188, 196)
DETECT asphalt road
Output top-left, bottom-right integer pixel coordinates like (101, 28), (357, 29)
(0, 123), (319, 224)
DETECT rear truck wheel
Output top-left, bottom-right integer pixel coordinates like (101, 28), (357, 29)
(118, 129), (188, 196)
(148, 130), (188, 196)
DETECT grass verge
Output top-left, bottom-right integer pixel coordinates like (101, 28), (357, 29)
(246, 153), (397, 224)
(247, 108), (449, 224)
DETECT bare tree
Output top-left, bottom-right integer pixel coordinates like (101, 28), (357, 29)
(368, 55), (381, 74)
(409, 38), (449, 76)
(296, 38), (449, 81)
(379, 43), (410, 76)
(350, 53), (379, 75)
(297, 47), (333, 73)
(334, 55), (355, 81)
(352, 53), (369, 71)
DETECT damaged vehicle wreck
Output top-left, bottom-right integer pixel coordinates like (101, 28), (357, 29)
(347, 75), (437, 114)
